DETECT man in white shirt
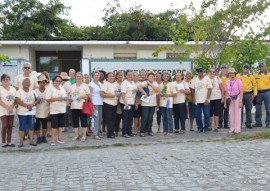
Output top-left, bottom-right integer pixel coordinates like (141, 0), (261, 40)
(191, 67), (212, 133)
(14, 63), (38, 90)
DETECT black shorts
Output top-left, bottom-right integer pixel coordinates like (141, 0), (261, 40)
(35, 118), (48, 131)
(210, 99), (221, 117)
(51, 113), (66, 129)
(71, 109), (88, 128)
(133, 104), (142, 117)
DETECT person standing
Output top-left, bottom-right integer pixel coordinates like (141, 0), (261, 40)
(173, 72), (190, 134)
(114, 71), (124, 136)
(70, 72), (91, 141)
(46, 76), (67, 146)
(16, 78), (40, 147)
(236, 63), (257, 128)
(225, 68), (243, 133)
(253, 62), (270, 128)
(133, 72), (142, 135)
(84, 74), (92, 136)
(159, 72), (177, 135)
(155, 72), (163, 133)
(69, 69), (76, 85)
(14, 63), (38, 90)
(100, 72), (119, 138)
(140, 71), (159, 137)
(35, 74), (50, 144)
(89, 71), (104, 140)
(209, 68), (223, 132)
(0, 74), (16, 148)
(185, 71), (195, 131)
(218, 64), (230, 129)
(191, 67), (212, 133)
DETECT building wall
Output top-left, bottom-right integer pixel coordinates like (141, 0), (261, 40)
(83, 45), (114, 59)
(0, 45), (30, 60)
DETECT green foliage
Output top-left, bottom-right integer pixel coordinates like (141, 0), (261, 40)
(0, 0), (71, 39)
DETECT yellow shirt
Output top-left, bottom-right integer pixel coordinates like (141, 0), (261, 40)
(220, 76), (230, 93)
(236, 73), (257, 95)
(253, 72), (270, 91)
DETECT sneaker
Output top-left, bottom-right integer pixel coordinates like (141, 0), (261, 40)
(42, 136), (48, 143)
(72, 137), (80, 141)
(246, 125), (252, 128)
(36, 137), (42, 144)
(57, 140), (65, 144)
(122, 134), (130, 138)
(62, 127), (67, 132)
(217, 124), (222, 129)
(140, 133), (145, 137)
(148, 132), (154, 136)
(86, 132), (91, 137)
(80, 137), (86, 142)
(51, 143), (56, 146)
(208, 128), (212, 131)
(224, 124), (229, 129)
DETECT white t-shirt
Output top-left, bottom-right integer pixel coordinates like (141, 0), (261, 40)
(35, 88), (50, 118)
(209, 76), (222, 100)
(141, 81), (159, 107)
(16, 89), (37, 115)
(101, 81), (119, 106)
(172, 81), (190, 104)
(89, 81), (103, 105)
(45, 86), (67, 114)
(159, 82), (176, 108)
(120, 80), (137, 105)
(70, 83), (90, 109)
(62, 81), (72, 94)
(14, 74), (38, 90)
(0, 86), (16, 117)
(190, 76), (213, 103)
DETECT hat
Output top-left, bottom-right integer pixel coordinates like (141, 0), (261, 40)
(221, 64), (227, 68)
(37, 74), (48, 82)
(196, 67), (204, 72)
(243, 63), (250, 68)
(259, 62), (266, 67)
(228, 68), (236, 73)
(60, 72), (70, 80)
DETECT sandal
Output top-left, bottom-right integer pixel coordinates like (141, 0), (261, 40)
(80, 137), (86, 142)
(179, 130), (185, 134)
(94, 136), (101, 140)
(72, 137), (80, 141)
(18, 144), (23, 148)
(7, 144), (15, 147)
(190, 129), (194, 131)
(2, 144), (8, 148)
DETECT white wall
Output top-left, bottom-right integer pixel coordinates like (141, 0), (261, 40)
(83, 45), (114, 59)
(0, 45), (30, 60)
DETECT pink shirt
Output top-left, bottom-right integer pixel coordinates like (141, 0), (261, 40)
(226, 79), (243, 98)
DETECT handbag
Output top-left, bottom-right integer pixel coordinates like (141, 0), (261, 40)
(82, 101), (94, 115)
(137, 86), (150, 98)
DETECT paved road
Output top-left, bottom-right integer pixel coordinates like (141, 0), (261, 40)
(1, 140), (270, 191)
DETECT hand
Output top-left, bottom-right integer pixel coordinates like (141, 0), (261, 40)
(77, 95), (84, 101)
(224, 104), (227, 109)
(135, 104), (138, 110)
(239, 101), (243, 108)
(204, 100), (209, 106)
(6, 106), (13, 112)
(192, 99), (196, 105)
(221, 97), (224, 103)
(251, 95), (256, 102)
(179, 89), (185, 93)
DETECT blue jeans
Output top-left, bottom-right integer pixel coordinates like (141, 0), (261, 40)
(120, 104), (134, 135)
(161, 107), (173, 133)
(255, 90), (270, 125)
(173, 103), (187, 130)
(18, 115), (34, 131)
(242, 93), (253, 126)
(195, 103), (210, 131)
(93, 105), (103, 136)
(141, 106), (155, 133)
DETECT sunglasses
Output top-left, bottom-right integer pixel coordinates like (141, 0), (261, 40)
(243, 67), (249, 69)
(198, 70), (203, 72)
(24, 67), (31, 69)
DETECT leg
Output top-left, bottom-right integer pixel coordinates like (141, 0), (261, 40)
(146, 107), (156, 133)
(28, 115), (35, 145)
(263, 91), (270, 126)
(195, 104), (203, 131)
(179, 103), (187, 131)
(203, 104), (210, 131)
(229, 101), (236, 132)
(244, 94), (252, 127)
(140, 106), (149, 134)
(224, 105), (229, 128)
(188, 102), (195, 130)
(120, 103), (128, 136)
(7, 115), (15, 144)
(127, 105), (134, 135)
(58, 113), (66, 141)
(167, 108), (173, 133)
(255, 93), (263, 125)
(93, 105), (100, 136)
(234, 99), (242, 133)
(173, 104), (180, 132)
(1, 116), (8, 145)
(156, 108), (162, 132)
(71, 109), (79, 138)
(161, 107), (168, 133)
(218, 102), (224, 127)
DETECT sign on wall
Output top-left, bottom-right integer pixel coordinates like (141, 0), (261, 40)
(82, 59), (192, 79)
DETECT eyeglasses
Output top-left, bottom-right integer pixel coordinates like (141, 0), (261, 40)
(55, 80), (62, 83)
(243, 67), (249, 69)
(24, 67), (31, 70)
(221, 67), (227, 69)
(198, 70), (203, 73)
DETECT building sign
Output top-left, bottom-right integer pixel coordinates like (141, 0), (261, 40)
(82, 59), (192, 79)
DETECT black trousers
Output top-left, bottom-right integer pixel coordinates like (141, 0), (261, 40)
(140, 106), (155, 133)
(103, 102), (117, 136)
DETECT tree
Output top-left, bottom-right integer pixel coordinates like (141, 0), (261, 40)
(165, 0), (270, 72)
(0, 0), (71, 39)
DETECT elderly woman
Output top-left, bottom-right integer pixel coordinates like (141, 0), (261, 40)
(100, 72), (119, 138)
(140, 71), (159, 137)
(159, 72), (177, 136)
(173, 72), (190, 133)
(90, 71), (104, 140)
(114, 71), (124, 136)
(0, 74), (17, 148)
(225, 68), (243, 134)
(16, 78), (40, 147)
(209, 68), (223, 132)
(155, 72), (163, 133)
(70, 72), (90, 141)
(35, 74), (50, 144)
(46, 76), (67, 146)
(120, 70), (147, 138)
(133, 71), (142, 135)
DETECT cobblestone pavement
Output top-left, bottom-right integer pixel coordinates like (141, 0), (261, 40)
(0, 140), (270, 191)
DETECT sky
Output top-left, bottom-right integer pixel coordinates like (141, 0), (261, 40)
(39, 0), (198, 26)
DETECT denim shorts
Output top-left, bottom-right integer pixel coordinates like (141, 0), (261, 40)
(18, 115), (35, 131)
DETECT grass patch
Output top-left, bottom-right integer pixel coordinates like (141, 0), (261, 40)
(233, 130), (270, 141)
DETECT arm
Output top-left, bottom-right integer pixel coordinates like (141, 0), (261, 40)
(0, 98), (15, 112)
(204, 88), (212, 106)
(251, 75), (257, 101)
(100, 91), (115, 98)
(224, 91), (228, 109)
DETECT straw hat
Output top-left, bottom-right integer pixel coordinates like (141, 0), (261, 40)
(37, 74), (48, 82)
(228, 68), (236, 73)
(60, 72), (70, 80)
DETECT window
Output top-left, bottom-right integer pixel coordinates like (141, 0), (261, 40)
(166, 53), (188, 59)
(114, 53), (137, 59)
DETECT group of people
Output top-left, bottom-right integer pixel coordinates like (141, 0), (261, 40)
(0, 62), (269, 148)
